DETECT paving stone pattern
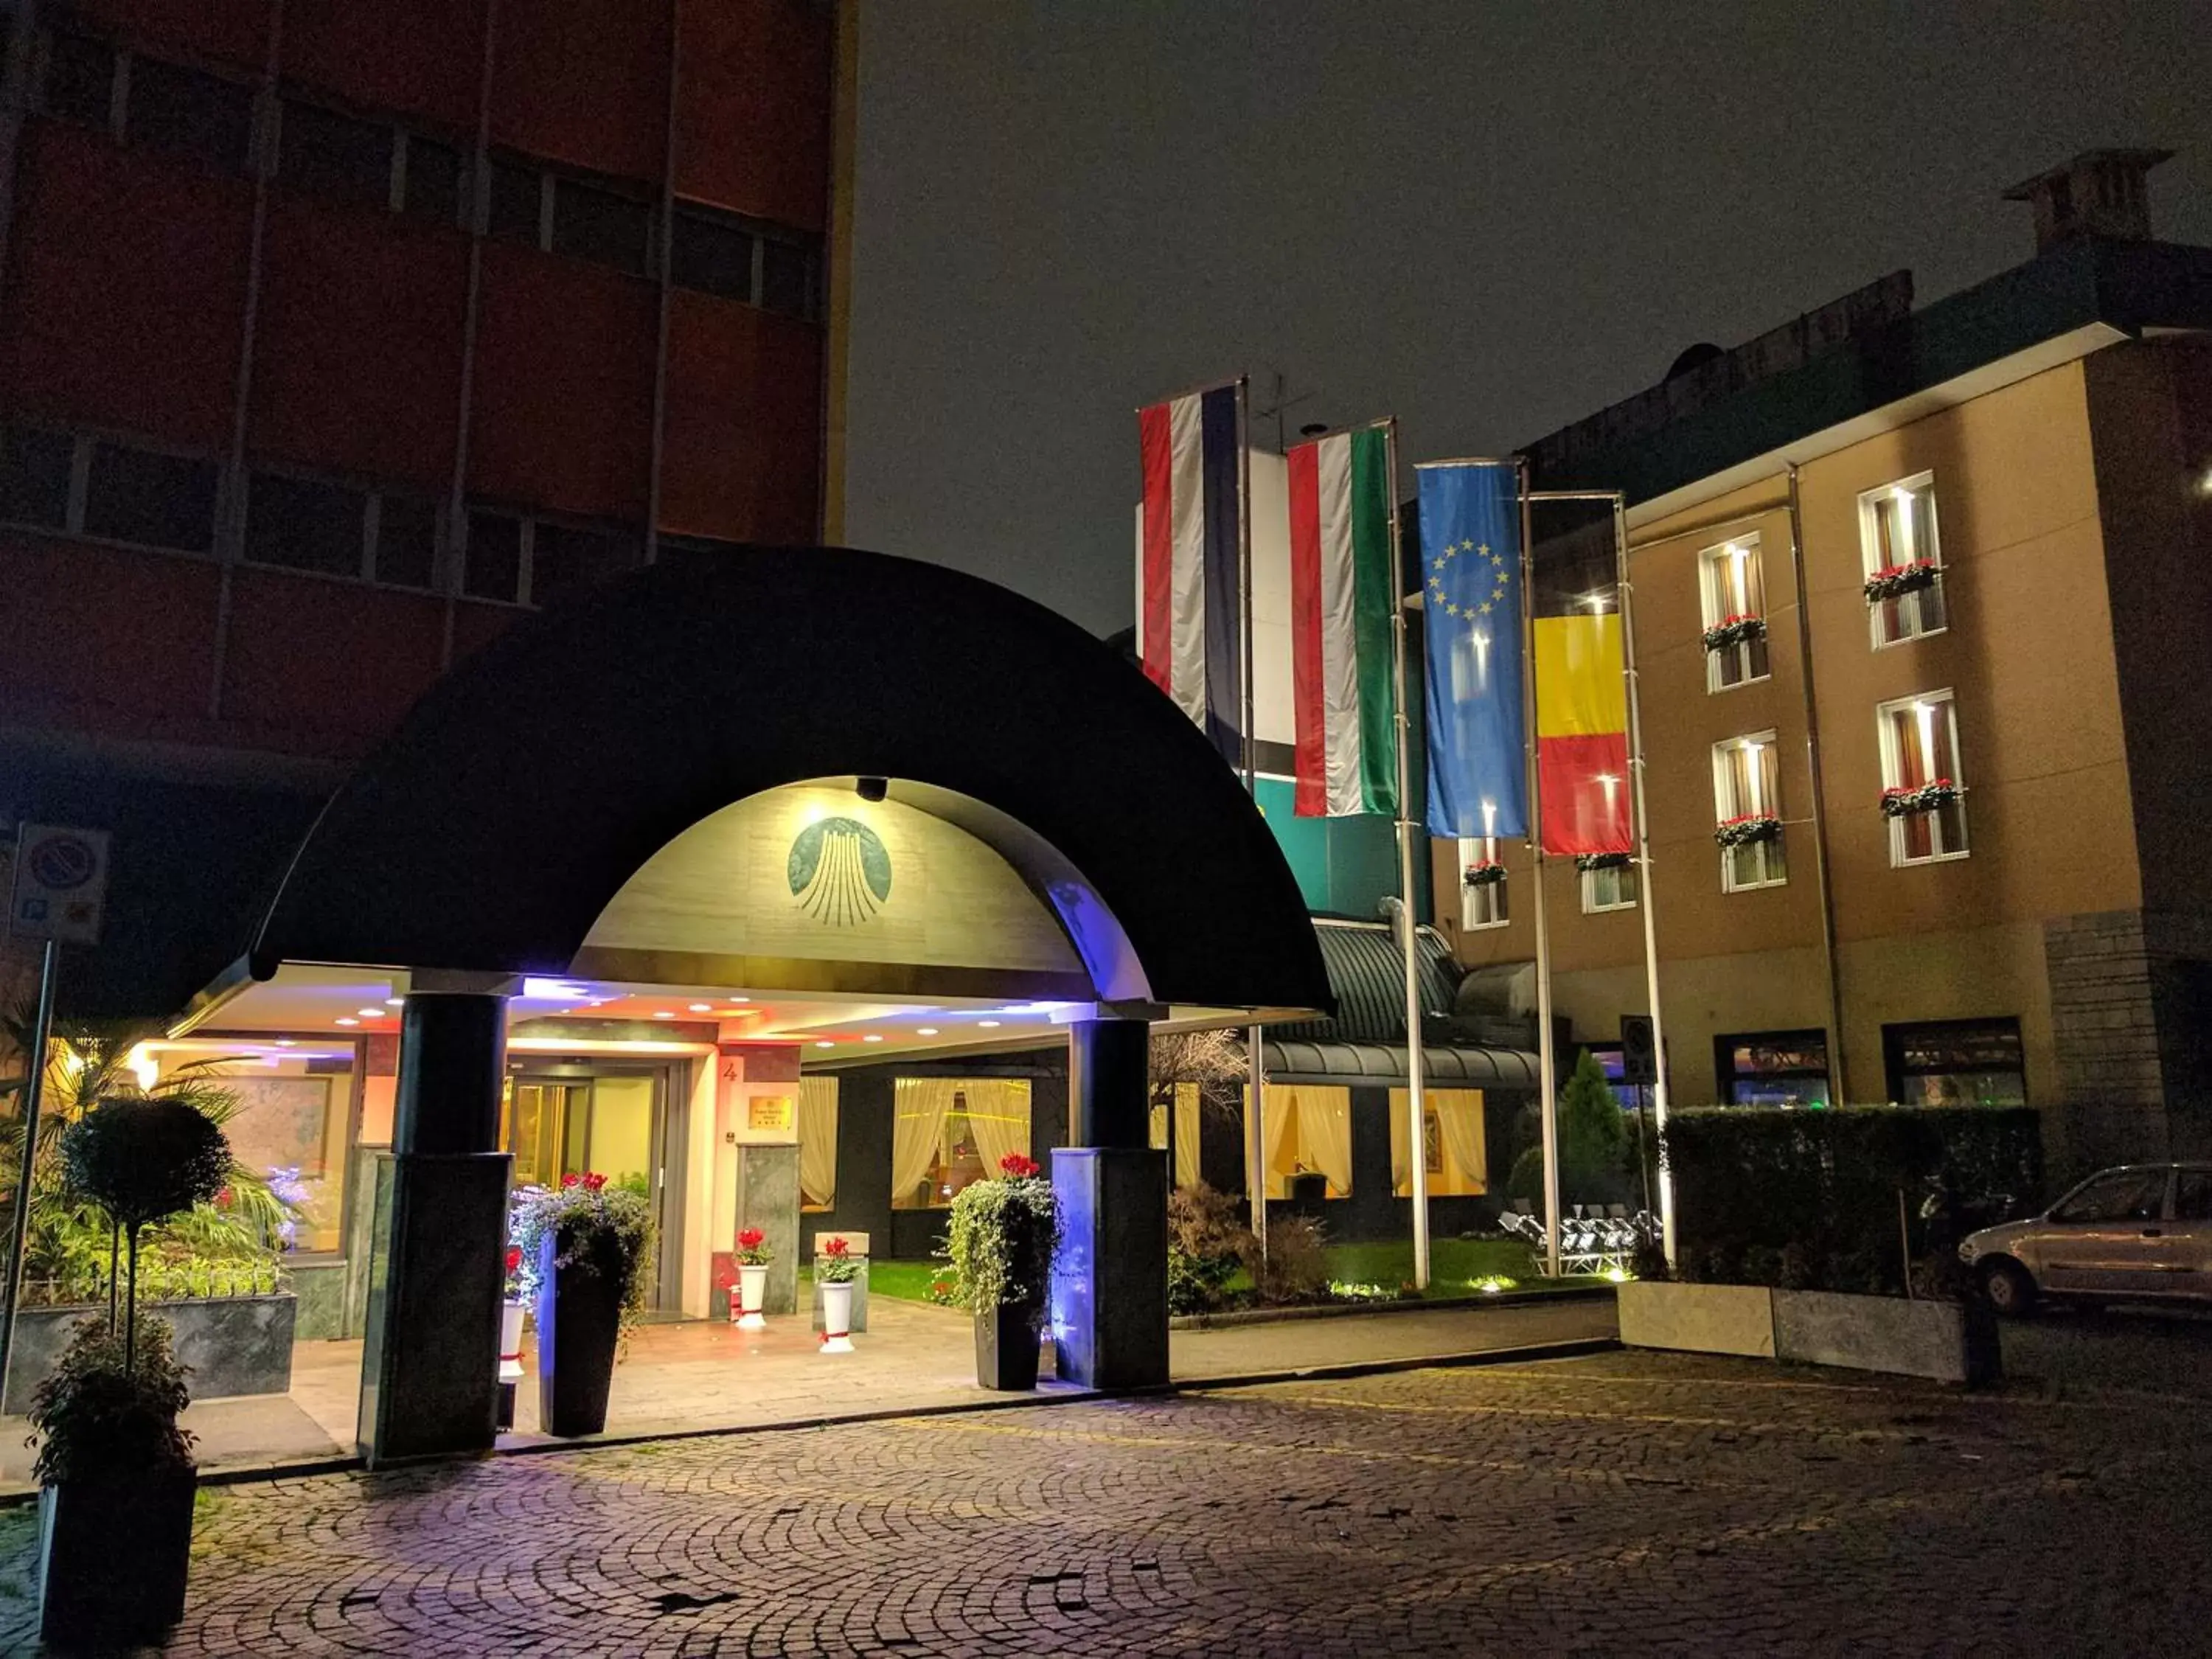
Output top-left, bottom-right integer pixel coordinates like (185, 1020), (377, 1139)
(3, 1349), (2207, 1655)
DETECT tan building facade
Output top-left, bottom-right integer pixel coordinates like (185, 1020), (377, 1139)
(1435, 184), (2212, 1173)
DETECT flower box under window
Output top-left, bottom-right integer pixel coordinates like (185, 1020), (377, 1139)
(1462, 862), (1506, 888)
(1881, 778), (1964, 818)
(1864, 560), (1939, 604)
(1714, 813), (1782, 849)
(1702, 614), (1767, 654)
(1574, 851), (1632, 874)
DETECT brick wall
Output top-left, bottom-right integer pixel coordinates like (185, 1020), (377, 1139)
(2045, 908), (2212, 1169)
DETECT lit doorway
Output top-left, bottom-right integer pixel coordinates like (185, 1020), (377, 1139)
(501, 1065), (689, 1315)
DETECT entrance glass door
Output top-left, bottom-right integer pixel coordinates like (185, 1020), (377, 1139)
(501, 1067), (686, 1312)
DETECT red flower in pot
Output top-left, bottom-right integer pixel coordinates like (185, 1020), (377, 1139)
(997, 1153), (1041, 1180)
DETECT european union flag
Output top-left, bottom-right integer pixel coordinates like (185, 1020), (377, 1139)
(1418, 462), (1526, 839)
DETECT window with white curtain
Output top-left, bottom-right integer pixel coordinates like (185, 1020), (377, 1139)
(1147, 1081), (1204, 1189)
(1712, 731), (1787, 891)
(1860, 473), (1947, 646)
(889, 1078), (1033, 1209)
(1388, 1088), (1487, 1197)
(797, 1077), (838, 1212)
(1698, 536), (1770, 691)
(1458, 835), (1507, 930)
(1255, 1085), (1353, 1198)
(1877, 689), (1969, 863)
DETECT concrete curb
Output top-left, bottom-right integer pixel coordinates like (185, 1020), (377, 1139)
(1171, 1283), (1614, 1331)
(0, 1332), (1623, 1504)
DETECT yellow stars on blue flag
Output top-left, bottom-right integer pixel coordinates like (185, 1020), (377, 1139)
(1426, 539), (1512, 622)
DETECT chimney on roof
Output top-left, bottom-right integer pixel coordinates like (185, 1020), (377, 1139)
(2003, 149), (2173, 255)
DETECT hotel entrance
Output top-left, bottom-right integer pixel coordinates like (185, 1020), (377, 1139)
(501, 1064), (689, 1317)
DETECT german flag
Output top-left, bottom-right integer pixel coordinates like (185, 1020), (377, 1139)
(1533, 544), (1631, 858)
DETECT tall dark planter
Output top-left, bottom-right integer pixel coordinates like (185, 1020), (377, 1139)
(535, 1232), (623, 1437)
(39, 1464), (197, 1648)
(973, 1298), (1043, 1391)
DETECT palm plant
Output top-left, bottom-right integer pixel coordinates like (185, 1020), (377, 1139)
(0, 1011), (296, 1310)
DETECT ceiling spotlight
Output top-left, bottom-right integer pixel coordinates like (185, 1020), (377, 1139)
(357, 1008), (385, 1019)
(687, 1003), (712, 1013)
(978, 1020), (1001, 1029)
(815, 1040), (835, 1048)
(335, 1018), (360, 1027)
(728, 996), (751, 1004)
(863, 1034), (883, 1043)
(384, 997), (404, 1007)
(916, 1026), (939, 1036)
(652, 1011), (676, 1020)
(275, 1039), (296, 1047)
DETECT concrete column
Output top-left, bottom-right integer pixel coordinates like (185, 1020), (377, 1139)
(1052, 1015), (1168, 1388)
(358, 991), (512, 1467)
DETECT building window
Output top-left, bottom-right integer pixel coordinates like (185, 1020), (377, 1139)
(1877, 690), (1969, 863)
(156, 1044), (356, 1256)
(1860, 472), (1947, 646)
(1256, 1085), (1352, 1199)
(84, 439), (219, 552)
(759, 236), (816, 319)
(1712, 731), (1786, 891)
(1580, 857), (1638, 914)
(0, 426), (74, 529)
(278, 98), (394, 211)
(1698, 535), (1770, 691)
(372, 493), (439, 589)
(1882, 1018), (2024, 1107)
(798, 1079), (838, 1213)
(486, 158), (546, 244)
(1147, 1082), (1203, 1190)
(397, 132), (463, 226)
(671, 207), (755, 302)
(246, 471), (442, 589)
(550, 176), (653, 276)
(121, 55), (257, 177)
(1458, 835), (1507, 930)
(1715, 1030), (1829, 1106)
(1388, 1088), (1486, 1197)
(464, 508), (639, 607)
(891, 1079), (1032, 1209)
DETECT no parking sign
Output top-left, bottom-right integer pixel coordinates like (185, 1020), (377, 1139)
(9, 824), (111, 945)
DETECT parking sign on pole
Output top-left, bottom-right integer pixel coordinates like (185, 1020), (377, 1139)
(9, 824), (112, 945)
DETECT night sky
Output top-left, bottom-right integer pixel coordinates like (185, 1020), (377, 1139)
(840, 2), (2212, 637)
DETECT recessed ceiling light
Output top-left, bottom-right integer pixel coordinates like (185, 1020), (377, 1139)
(716, 1009), (747, 1017)
(916, 1026), (939, 1036)
(688, 1003), (712, 1013)
(815, 1040), (835, 1048)
(728, 995), (751, 1004)
(275, 1039), (296, 1047)
(357, 1008), (385, 1019)
(977, 1020), (1001, 1028)
(335, 1018), (360, 1027)
(863, 1034), (883, 1043)
(653, 1011), (676, 1020)
(383, 998), (404, 1007)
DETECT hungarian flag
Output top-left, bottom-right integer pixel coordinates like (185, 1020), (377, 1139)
(1287, 422), (1398, 817)
(1138, 380), (1245, 765)
(1533, 536), (1632, 856)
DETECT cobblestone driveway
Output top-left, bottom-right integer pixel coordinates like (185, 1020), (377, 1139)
(4, 1349), (2205, 1655)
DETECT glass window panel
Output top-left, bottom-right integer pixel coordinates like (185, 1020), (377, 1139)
(246, 473), (366, 577)
(531, 522), (635, 605)
(178, 1058), (353, 1256)
(2053, 1169), (2168, 1225)
(1458, 836), (1506, 928)
(2174, 1171), (2212, 1222)
(891, 1080), (1033, 1208)
(83, 442), (217, 550)
(670, 209), (754, 301)
(400, 133), (462, 226)
(1864, 476), (1947, 644)
(279, 99), (392, 209)
(42, 33), (116, 128)
(760, 237), (813, 317)
(464, 511), (523, 602)
(550, 178), (650, 276)
(372, 493), (437, 588)
(0, 428), (73, 528)
(587, 1077), (656, 1199)
(1700, 540), (1769, 689)
(126, 57), (254, 175)
(486, 159), (542, 243)
(1388, 1088), (1486, 1197)
(1582, 862), (1637, 913)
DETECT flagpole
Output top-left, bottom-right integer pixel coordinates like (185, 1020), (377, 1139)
(1614, 493), (1676, 1268)
(1519, 458), (1561, 1280)
(1382, 420), (1430, 1291)
(1235, 375), (1268, 1261)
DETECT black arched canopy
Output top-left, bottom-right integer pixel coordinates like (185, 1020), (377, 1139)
(250, 547), (1329, 1015)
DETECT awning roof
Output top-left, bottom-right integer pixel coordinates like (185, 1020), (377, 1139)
(1262, 1038), (1540, 1090)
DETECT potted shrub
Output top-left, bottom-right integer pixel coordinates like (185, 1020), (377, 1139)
(734, 1228), (771, 1330)
(32, 1096), (230, 1649)
(815, 1237), (859, 1354)
(946, 1152), (1060, 1391)
(510, 1172), (654, 1437)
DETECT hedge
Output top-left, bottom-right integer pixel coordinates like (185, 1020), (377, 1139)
(1659, 1105), (2043, 1295)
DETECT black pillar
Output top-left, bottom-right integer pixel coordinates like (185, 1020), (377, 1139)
(358, 991), (512, 1467)
(1052, 1015), (1169, 1388)
(1070, 1016), (1150, 1149)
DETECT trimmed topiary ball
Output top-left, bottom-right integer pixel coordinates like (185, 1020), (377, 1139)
(60, 1097), (231, 1233)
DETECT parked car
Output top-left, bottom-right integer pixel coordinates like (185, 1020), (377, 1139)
(1958, 1162), (2212, 1315)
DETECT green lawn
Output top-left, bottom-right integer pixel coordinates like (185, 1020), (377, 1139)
(820, 1237), (1571, 1308)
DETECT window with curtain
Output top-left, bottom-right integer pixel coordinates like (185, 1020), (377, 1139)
(1254, 1085), (1352, 1198)
(890, 1079), (1032, 1209)
(1712, 731), (1786, 891)
(1147, 1082), (1204, 1189)
(1860, 473), (1947, 645)
(1388, 1088), (1486, 1197)
(1458, 835), (1506, 930)
(1699, 536), (1770, 690)
(798, 1078), (838, 1212)
(1877, 689), (1968, 863)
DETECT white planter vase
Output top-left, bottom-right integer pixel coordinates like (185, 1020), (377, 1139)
(498, 1299), (526, 1384)
(819, 1281), (855, 1353)
(737, 1263), (768, 1331)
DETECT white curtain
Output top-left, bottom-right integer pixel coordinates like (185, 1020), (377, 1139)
(1259, 1085), (1301, 1199)
(956, 1079), (1032, 1175)
(798, 1078), (839, 1208)
(1388, 1091), (1413, 1197)
(1298, 1089), (1354, 1197)
(1173, 1082), (1202, 1189)
(891, 1078), (957, 1208)
(1434, 1090), (1487, 1194)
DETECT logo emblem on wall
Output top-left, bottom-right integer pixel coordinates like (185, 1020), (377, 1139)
(787, 818), (892, 925)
